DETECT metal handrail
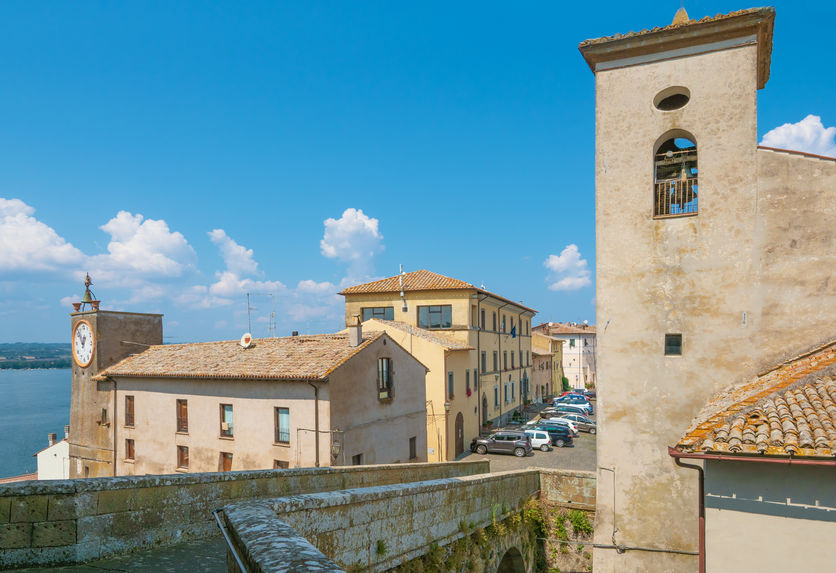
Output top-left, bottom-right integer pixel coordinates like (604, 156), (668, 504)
(213, 508), (249, 573)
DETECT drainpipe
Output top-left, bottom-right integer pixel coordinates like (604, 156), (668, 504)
(307, 381), (320, 467)
(112, 378), (118, 477)
(496, 301), (510, 425)
(476, 293), (488, 430)
(669, 447), (705, 573)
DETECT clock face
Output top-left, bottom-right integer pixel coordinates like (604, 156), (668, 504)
(73, 320), (95, 368)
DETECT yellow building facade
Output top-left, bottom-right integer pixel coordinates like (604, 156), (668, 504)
(531, 331), (565, 398)
(340, 270), (536, 461)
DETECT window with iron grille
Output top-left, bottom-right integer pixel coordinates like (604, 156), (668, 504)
(654, 136), (698, 217)
(275, 407), (290, 444)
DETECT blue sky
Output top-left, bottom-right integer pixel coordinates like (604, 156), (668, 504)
(1, 1), (834, 343)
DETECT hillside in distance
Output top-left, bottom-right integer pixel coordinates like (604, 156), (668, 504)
(0, 343), (71, 369)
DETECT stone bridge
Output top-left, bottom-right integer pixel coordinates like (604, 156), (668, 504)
(220, 469), (596, 572)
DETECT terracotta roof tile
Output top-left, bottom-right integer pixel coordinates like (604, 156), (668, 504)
(94, 332), (384, 382)
(339, 269), (537, 313)
(675, 341), (836, 459)
(533, 322), (596, 335)
(364, 319), (473, 350)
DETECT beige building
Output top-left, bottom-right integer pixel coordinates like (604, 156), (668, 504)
(580, 6), (836, 572)
(340, 269), (536, 460)
(34, 428), (70, 480)
(531, 331), (565, 398)
(533, 322), (595, 390)
(69, 293), (427, 476)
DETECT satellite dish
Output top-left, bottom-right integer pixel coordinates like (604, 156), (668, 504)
(240, 332), (254, 348)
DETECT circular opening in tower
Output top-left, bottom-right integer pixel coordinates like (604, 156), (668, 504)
(654, 86), (690, 111)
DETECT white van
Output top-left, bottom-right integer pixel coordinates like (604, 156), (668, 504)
(524, 429), (552, 452)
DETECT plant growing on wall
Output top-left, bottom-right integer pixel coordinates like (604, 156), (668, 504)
(561, 377), (570, 392)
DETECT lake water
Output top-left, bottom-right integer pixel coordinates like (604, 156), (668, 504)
(0, 369), (71, 478)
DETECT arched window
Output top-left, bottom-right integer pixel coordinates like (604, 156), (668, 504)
(654, 134), (698, 217)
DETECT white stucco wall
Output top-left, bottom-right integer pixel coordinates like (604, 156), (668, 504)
(35, 440), (69, 480)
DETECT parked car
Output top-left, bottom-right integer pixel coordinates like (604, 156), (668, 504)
(583, 389), (596, 400)
(534, 418), (579, 437)
(470, 430), (533, 457)
(550, 404), (593, 417)
(530, 424), (574, 448)
(558, 390), (585, 398)
(523, 429), (553, 452)
(551, 396), (593, 414)
(547, 413), (596, 434)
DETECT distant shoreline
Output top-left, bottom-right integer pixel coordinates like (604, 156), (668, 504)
(0, 364), (71, 371)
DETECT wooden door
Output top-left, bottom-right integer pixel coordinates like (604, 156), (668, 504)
(455, 412), (464, 457)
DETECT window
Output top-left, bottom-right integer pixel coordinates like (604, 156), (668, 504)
(409, 437), (417, 460)
(176, 399), (188, 433)
(466, 370), (471, 394)
(527, 351), (530, 366)
(275, 407), (290, 444)
(100, 408), (108, 426)
(654, 135), (698, 217)
(654, 86), (690, 111)
(378, 358), (392, 399)
(417, 305), (452, 329)
(447, 372), (454, 399)
(501, 315), (506, 332)
(362, 306), (394, 321)
(125, 439), (135, 461)
(504, 383), (508, 402)
(481, 309), (485, 330)
(124, 396), (134, 427)
(494, 386), (499, 407)
(273, 460), (289, 469)
(665, 334), (683, 356)
(511, 352), (515, 369)
(471, 305), (478, 327)
(519, 350), (523, 368)
(493, 351), (498, 371)
(511, 381), (515, 401)
(352, 453), (364, 466)
(492, 312), (497, 331)
(503, 351), (507, 370)
(481, 351), (487, 373)
(220, 404), (234, 437)
(570, 339), (576, 348)
(177, 446), (189, 470)
(473, 369), (478, 391)
(219, 452), (233, 472)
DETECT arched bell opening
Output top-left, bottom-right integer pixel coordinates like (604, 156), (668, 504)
(653, 131), (698, 217)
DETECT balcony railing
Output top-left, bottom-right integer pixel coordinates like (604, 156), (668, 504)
(654, 177), (698, 218)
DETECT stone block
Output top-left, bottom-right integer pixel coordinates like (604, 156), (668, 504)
(95, 488), (133, 514)
(0, 497), (10, 523)
(10, 495), (48, 523)
(0, 522), (32, 549)
(31, 520), (76, 547)
(47, 494), (78, 521)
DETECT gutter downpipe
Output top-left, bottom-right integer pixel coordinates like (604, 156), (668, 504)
(669, 447), (705, 573)
(496, 301), (510, 425)
(112, 378), (118, 477)
(476, 293), (489, 431)
(308, 381), (320, 467)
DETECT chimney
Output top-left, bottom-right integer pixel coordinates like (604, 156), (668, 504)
(64, 425), (70, 439)
(48, 433), (57, 446)
(291, 331), (299, 337)
(348, 314), (362, 347)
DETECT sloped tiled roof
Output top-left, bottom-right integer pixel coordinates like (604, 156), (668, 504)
(340, 270), (474, 295)
(340, 269), (537, 313)
(675, 341), (836, 458)
(364, 319), (473, 351)
(534, 322), (596, 335)
(94, 332), (384, 382)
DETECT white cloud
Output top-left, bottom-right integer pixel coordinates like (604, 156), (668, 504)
(0, 198), (85, 271)
(320, 208), (384, 280)
(208, 229), (258, 275)
(544, 244), (592, 291)
(89, 211), (197, 283)
(760, 115), (836, 157)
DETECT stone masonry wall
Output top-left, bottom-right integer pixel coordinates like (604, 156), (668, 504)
(222, 469), (541, 572)
(0, 461), (489, 570)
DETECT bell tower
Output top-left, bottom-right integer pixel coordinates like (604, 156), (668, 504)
(579, 8), (775, 572)
(69, 275), (163, 478)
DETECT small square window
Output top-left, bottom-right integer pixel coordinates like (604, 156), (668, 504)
(409, 436), (417, 460)
(352, 453), (364, 466)
(125, 439), (135, 461)
(665, 334), (683, 356)
(273, 459), (289, 469)
(177, 445), (189, 469)
(220, 452), (233, 472)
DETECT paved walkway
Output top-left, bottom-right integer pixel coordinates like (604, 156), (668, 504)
(12, 536), (227, 572)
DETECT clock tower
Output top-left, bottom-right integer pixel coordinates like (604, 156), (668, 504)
(69, 274), (163, 478)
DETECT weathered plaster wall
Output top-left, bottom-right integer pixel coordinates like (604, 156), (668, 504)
(115, 377), (327, 474)
(222, 470), (540, 572)
(705, 460), (836, 572)
(329, 334), (428, 465)
(594, 43), (761, 572)
(0, 461), (489, 569)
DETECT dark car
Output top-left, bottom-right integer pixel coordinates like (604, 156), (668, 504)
(535, 419), (578, 438)
(470, 430), (533, 457)
(583, 389), (597, 400)
(530, 424), (574, 448)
